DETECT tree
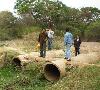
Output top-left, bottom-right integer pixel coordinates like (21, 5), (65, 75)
(14, 0), (100, 41)
(80, 7), (100, 25)
(14, 0), (72, 29)
(0, 11), (22, 40)
(0, 11), (16, 28)
(85, 20), (100, 41)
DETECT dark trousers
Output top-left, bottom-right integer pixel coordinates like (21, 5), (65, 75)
(40, 42), (46, 57)
(75, 47), (80, 56)
(48, 38), (53, 50)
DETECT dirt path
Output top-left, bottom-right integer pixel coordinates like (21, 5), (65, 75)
(1, 42), (100, 67)
(81, 42), (100, 53)
(45, 42), (100, 65)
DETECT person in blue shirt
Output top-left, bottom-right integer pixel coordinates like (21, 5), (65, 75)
(64, 28), (73, 61)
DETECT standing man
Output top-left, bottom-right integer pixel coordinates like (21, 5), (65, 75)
(64, 28), (73, 61)
(47, 29), (54, 50)
(74, 35), (81, 56)
(38, 29), (48, 58)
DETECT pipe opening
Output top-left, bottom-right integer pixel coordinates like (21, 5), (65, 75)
(44, 64), (60, 81)
(12, 58), (21, 66)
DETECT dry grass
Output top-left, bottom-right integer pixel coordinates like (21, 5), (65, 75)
(81, 42), (100, 53)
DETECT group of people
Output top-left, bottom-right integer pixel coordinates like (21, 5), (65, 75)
(38, 28), (54, 58)
(38, 27), (81, 61)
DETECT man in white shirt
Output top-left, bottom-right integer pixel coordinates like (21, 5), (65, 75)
(47, 29), (54, 50)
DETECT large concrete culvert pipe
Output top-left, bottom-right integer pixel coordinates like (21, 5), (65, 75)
(44, 60), (66, 81)
(44, 52), (100, 81)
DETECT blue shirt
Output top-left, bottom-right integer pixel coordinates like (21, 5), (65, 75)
(64, 32), (73, 45)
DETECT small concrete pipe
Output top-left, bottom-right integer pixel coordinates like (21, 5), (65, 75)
(12, 54), (33, 67)
(12, 52), (45, 67)
(44, 60), (66, 81)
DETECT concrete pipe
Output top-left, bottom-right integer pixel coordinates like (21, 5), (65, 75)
(44, 60), (66, 81)
(44, 52), (100, 81)
(12, 52), (44, 67)
(12, 54), (33, 67)
(0, 52), (7, 68)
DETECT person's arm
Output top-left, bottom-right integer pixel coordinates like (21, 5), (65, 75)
(74, 39), (75, 46)
(38, 34), (40, 42)
(64, 34), (67, 45)
(46, 32), (48, 41)
(52, 31), (54, 35)
(50, 31), (54, 38)
(79, 37), (81, 44)
(71, 34), (74, 45)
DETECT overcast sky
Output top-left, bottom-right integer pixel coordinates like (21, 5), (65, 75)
(60, 0), (100, 9)
(0, 0), (16, 12)
(0, 0), (100, 13)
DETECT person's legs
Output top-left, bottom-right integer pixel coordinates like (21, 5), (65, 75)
(77, 47), (80, 54)
(43, 42), (46, 58)
(65, 44), (71, 61)
(40, 43), (43, 57)
(48, 38), (52, 50)
(64, 46), (67, 58)
(75, 47), (77, 56)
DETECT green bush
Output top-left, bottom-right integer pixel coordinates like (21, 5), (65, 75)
(85, 20), (100, 41)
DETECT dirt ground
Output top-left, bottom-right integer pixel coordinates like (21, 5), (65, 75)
(33, 42), (100, 64)
(0, 42), (100, 66)
(46, 42), (100, 58)
(80, 42), (100, 53)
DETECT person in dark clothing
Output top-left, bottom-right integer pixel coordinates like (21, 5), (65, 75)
(74, 35), (81, 56)
(38, 29), (48, 58)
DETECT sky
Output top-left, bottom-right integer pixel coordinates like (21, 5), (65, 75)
(0, 0), (100, 13)
(0, 0), (16, 12)
(60, 0), (100, 9)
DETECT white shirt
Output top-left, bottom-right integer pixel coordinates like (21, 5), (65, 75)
(48, 30), (54, 38)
